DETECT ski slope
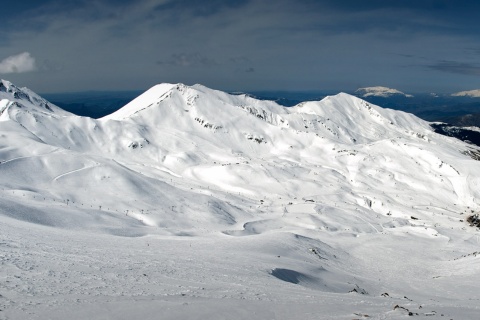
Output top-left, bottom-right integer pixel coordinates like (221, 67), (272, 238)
(1, 79), (480, 319)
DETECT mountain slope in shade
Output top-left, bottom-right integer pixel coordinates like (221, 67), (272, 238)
(1, 81), (480, 319)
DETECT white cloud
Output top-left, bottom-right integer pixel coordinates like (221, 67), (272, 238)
(0, 52), (36, 74)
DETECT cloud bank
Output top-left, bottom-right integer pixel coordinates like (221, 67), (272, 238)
(0, 52), (36, 74)
(428, 61), (480, 76)
(1, 0), (480, 92)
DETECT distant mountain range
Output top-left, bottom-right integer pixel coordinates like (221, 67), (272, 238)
(41, 85), (480, 147)
(452, 89), (480, 98)
(355, 86), (414, 98)
(42, 85), (480, 125)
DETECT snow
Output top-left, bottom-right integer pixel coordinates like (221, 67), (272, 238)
(1, 80), (480, 319)
(355, 86), (414, 98)
(463, 126), (480, 132)
(103, 83), (177, 120)
(451, 89), (480, 98)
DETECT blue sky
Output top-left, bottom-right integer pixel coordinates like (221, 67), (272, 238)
(1, 0), (480, 93)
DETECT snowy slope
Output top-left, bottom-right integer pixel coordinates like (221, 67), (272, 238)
(1, 81), (480, 319)
(0, 79), (70, 121)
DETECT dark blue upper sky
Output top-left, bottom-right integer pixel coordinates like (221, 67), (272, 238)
(1, 0), (480, 93)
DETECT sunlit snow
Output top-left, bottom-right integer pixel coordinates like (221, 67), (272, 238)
(1, 79), (479, 319)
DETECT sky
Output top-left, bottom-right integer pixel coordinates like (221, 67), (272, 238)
(1, 0), (480, 94)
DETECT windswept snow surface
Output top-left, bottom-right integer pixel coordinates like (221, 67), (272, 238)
(1, 81), (480, 319)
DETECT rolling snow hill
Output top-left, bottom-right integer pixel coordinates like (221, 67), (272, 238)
(1, 79), (480, 319)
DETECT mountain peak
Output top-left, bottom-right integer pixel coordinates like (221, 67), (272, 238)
(101, 83), (182, 120)
(0, 79), (69, 117)
(98, 82), (431, 148)
(0, 79), (29, 100)
(451, 89), (480, 98)
(101, 82), (283, 121)
(355, 86), (413, 98)
(0, 78), (13, 88)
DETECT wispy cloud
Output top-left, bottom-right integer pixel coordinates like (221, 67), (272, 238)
(229, 56), (250, 64)
(0, 52), (36, 74)
(428, 60), (480, 76)
(158, 53), (217, 67)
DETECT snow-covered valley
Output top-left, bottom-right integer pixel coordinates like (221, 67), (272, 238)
(1, 79), (480, 319)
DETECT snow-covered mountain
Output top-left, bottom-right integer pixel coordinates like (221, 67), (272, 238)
(1, 80), (480, 319)
(0, 79), (70, 120)
(452, 89), (480, 98)
(356, 86), (414, 98)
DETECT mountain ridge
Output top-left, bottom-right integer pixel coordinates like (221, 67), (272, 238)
(1, 79), (480, 319)
(2, 79), (478, 226)
(355, 86), (414, 98)
(452, 89), (480, 98)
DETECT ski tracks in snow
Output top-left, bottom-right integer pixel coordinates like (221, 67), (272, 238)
(53, 163), (101, 181)
(0, 147), (60, 166)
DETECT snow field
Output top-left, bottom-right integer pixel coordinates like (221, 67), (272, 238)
(1, 80), (480, 319)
